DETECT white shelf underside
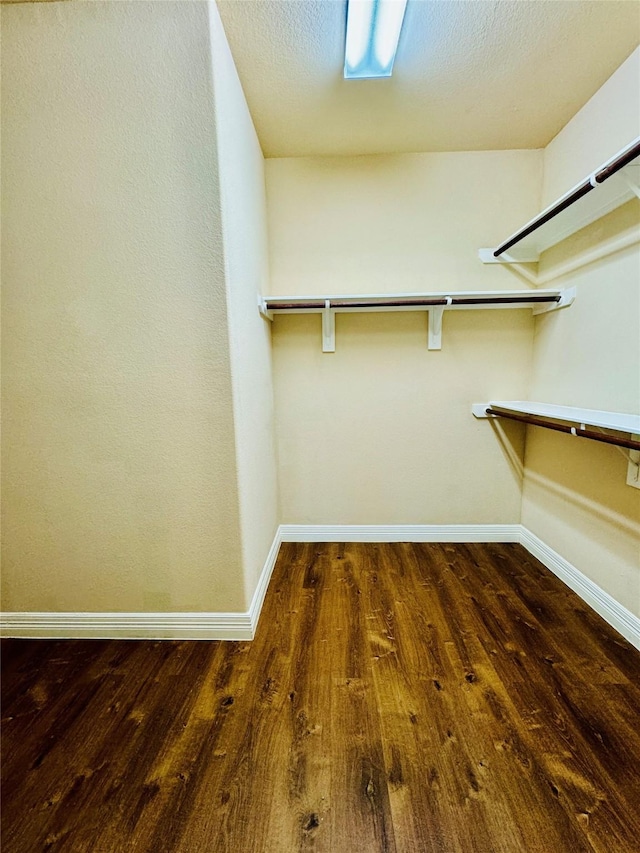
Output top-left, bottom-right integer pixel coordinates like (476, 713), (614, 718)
(480, 137), (640, 263)
(496, 166), (639, 262)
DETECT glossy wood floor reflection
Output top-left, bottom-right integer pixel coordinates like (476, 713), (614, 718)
(3, 543), (640, 852)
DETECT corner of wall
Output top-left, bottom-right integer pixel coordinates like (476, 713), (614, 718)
(207, 1), (280, 611)
(523, 46), (640, 618)
(542, 46), (640, 205)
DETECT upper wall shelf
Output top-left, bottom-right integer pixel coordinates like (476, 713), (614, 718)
(473, 402), (640, 486)
(472, 400), (640, 435)
(479, 137), (640, 264)
(472, 401), (640, 494)
(259, 288), (575, 352)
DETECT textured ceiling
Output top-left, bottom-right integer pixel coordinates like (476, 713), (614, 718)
(216, 0), (640, 158)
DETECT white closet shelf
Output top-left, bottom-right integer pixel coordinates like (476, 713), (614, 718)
(472, 401), (640, 434)
(473, 402), (640, 469)
(259, 288), (575, 352)
(479, 137), (640, 264)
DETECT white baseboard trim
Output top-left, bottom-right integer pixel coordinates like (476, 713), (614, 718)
(3, 524), (638, 650)
(0, 527), (284, 642)
(279, 524), (522, 543)
(247, 525), (283, 635)
(519, 527), (640, 651)
(0, 611), (256, 641)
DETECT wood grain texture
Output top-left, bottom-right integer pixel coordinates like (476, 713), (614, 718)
(2, 542), (640, 852)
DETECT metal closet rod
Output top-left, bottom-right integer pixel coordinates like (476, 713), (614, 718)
(485, 408), (640, 452)
(493, 139), (640, 258)
(266, 295), (561, 311)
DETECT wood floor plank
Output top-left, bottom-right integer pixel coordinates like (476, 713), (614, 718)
(2, 543), (640, 852)
(367, 542), (587, 853)
(329, 543), (397, 853)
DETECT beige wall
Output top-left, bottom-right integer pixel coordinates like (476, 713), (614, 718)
(541, 47), (640, 203)
(1, 1), (251, 613)
(267, 152), (542, 295)
(522, 47), (640, 616)
(208, 3), (279, 606)
(267, 151), (542, 524)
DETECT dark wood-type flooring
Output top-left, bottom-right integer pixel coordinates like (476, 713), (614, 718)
(2, 542), (640, 852)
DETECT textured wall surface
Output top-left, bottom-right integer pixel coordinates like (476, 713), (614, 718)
(267, 151), (541, 525)
(208, 2), (279, 608)
(267, 151), (543, 295)
(541, 48), (640, 203)
(522, 49), (640, 616)
(1, 2), (245, 612)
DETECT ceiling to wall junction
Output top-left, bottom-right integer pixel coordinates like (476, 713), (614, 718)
(216, 0), (640, 158)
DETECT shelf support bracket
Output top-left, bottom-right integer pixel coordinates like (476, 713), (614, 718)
(322, 300), (335, 353)
(627, 443), (640, 490)
(428, 303), (448, 350)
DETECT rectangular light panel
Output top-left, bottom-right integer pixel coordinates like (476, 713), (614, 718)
(344, 0), (408, 79)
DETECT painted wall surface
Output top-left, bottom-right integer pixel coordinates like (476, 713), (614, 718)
(267, 152), (541, 524)
(1, 2), (246, 612)
(541, 47), (640, 202)
(208, 3), (279, 608)
(522, 48), (640, 616)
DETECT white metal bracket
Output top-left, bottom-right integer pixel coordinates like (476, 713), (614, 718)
(428, 304), (447, 350)
(428, 297), (456, 350)
(472, 403), (492, 418)
(258, 295), (273, 321)
(322, 300), (335, 353)
(532, 285), (577, 315)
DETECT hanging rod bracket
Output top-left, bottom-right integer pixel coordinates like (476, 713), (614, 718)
(258, 295), (273, 321)
(532, 285), (576, 315)
(472, 403), (494, 419)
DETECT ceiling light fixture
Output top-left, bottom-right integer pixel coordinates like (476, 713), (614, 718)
(344, 0), (408, 79)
